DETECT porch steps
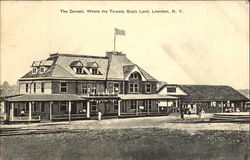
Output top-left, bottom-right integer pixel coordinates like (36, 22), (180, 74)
(210, 112), (250, 122)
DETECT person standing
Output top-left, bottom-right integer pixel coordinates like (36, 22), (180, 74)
(98, 111), (102, 121)
(180, 108), (184, 120)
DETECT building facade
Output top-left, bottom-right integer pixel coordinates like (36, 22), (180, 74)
(4, 52), (177, 122)
(157, 84), (248, 114)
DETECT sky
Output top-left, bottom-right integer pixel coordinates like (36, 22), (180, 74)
(1, 1), (249, 90)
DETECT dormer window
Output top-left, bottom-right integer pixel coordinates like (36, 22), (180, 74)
(76, 67), (82, 74)
(32, 68), (37, 74)
(129, 72), (141, 80)
(167, 87), (176, 93)
(91, 68), (98, 75)
(40, 67), (45, 73)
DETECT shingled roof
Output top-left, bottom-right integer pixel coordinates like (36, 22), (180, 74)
(20, 52), (157, 81)
(179, 85), (248, 102)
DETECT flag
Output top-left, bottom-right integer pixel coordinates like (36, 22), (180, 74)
(115, 28), (125, 36)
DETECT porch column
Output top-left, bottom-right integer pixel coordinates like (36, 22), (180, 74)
(10, 102), (14, 121)
(136, 100), (138, 115)
(221, 102), (224, 113)
(157, 101), (160, 114)
(86, 101), (90, 118)
(50, 102), (53, 121)
(29, 102), (32, 121)
(118, 100), (121, 117)
(68, 101), (71, 123)
(146, 100), (149, 115)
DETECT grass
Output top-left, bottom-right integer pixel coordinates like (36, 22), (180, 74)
(1, 127), (249, 160)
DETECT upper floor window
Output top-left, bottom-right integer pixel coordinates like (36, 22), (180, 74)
(82, 82), (87, 94)
(33, 83), (36, 92)
(113, 83), (120, 93)
(167, 87), (176, 93)
(129, 83), (139, 93)
(32, 68), (37, 74)
(146, 83), (151, 93)
(25, 84), (29, 93)
(40, 67), (45, 73)
(91, 68), (98, 75)
(41, 82), (44, 93)
(91, 83), (97, 94)
(60, 82), (67, 93)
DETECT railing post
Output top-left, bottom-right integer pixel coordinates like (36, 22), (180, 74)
(146, 100), (149, 115)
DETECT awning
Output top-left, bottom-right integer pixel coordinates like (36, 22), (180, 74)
(119, 94), (178, 100)
(6, 94), (85, 102)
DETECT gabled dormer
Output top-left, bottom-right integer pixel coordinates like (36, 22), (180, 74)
(70, 60), (87, 74)
(31, 61), (40, 74)
(86, 61), (102, 75)
(39, 60), (53, 73)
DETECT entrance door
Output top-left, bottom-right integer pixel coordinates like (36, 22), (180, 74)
(71, 102), (77, 114)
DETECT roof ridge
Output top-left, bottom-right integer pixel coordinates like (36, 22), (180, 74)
(50, 53), (108, 59)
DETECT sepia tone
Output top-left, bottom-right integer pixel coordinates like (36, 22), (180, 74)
(0, 1), (249, 160)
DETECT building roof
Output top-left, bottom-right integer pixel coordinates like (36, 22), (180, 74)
(6, 94), (84, 102)
(178, 85), (248, 102)
(20, 52), (157, 81)
(119, 94), (178, 100)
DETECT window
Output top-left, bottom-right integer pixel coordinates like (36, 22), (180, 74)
(82, 82), (87, 94)
(32, 68), (37, 74)
(25, 84), (29, 93)
(91, 68), (98, 75)
(91, 83), (97, 94)
(129, 84), (134, 93)
(25, 103), (29, 111)
(130, 72), (139, 79)
(145, 100), (152, 110)
(33, 103), (37, 112)
(131, 101), (137, 109)
(91, 102), (97, 111)
(41, 82), (44, 93)
(114, 102), (118, 110)
(33, 83), (36, 92)
(60, 82), (67, 93)
(40, 67), (45, 73)
(167, 87), (176, 93)
(41, 102), (45, 112)
(113, 83), (120, 93)
(60, 102), (67, 111)
(146, 83), (151, 93)
(76, 67), (82, 74)
(129, 83), (139, 93)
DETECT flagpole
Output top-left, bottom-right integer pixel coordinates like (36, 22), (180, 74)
(114, 29), (116, 53)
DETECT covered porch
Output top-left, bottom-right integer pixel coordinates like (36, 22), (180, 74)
(119, 94), (179, 117)
(4, 94), (86, 123)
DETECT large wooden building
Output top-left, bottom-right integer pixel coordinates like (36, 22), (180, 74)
(3, 52), (177, 122)
(157, 84), (249, 114)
